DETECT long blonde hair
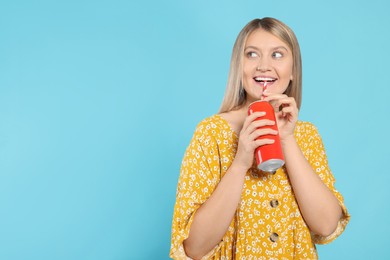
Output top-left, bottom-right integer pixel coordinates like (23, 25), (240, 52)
(219, 17), (302, 113)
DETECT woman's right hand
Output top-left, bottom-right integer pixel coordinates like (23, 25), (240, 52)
(233, 111), (278, 171)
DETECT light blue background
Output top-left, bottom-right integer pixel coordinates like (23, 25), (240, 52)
(0, 0), (389, 259)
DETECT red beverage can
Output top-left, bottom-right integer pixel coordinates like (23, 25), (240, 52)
(248, 100), (285, 172)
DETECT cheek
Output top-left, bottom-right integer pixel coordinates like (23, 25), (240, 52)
(243, 64), (254, 81)
(243, 61), (253, 73)
(281, 64), (293, 79)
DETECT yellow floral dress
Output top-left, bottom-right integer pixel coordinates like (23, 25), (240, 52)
(170, 114), (350, 259)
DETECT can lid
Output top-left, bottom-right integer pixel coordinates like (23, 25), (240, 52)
(248, 100), (268, 107)
(258, 159), (285, 172)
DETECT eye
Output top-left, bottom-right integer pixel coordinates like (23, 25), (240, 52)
(272, 51), (283, 59)
(247, 51), (258, 58)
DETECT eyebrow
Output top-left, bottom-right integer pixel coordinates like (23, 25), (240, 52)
(244, 45), (289, 52)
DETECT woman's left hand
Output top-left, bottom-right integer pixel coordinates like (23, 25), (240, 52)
(263, 92), (299, 142)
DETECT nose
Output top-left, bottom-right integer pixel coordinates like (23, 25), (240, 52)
(256, 56), (271, 72)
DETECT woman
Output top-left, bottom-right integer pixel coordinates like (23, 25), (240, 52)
(170, 17), (350, 259)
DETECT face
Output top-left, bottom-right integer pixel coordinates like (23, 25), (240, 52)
(242, 28), (293, 104)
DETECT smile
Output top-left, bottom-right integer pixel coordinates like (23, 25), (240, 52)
(254, 77), (277, 83)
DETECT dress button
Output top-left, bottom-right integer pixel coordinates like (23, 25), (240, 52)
(269, 232), (279, 242)
(270, 199), (279, 208)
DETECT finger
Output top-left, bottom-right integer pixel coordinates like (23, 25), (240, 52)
(281, 106), (296, 114)
(273, 97), (297, 111)
(254, 138), (275, 147)
(242, 111), (266, 131)
(249, 128), (278, 140)
(264, 95), (293, 104)
(262, 97), (287, 112)
(245, 119), (276, 135)
(280, 98), (298, 112)
(263, 93), (289, 102)
(280, 107), (295, 118)
(277, 106), (299, 121)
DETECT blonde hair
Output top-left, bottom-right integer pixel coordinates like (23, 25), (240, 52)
(219, 17), (302, 113)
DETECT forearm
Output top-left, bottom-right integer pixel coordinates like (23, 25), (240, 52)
(282, 136), (342, 236)
(184, 162), (247, 259)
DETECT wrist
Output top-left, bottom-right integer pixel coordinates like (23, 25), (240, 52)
(280, 134), (296, 148)
(229, 161), (250, 176)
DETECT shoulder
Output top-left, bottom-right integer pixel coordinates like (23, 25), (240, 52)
(294, 121), (322, 144)
(194, 114), (229, 135)
(191, 114), (232, 144)
(294, 120), (329, 158)
(195, 114), (222, 131)
(295, 121), (319, 135)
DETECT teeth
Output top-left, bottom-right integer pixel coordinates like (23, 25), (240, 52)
(254, 77), (275, 82)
